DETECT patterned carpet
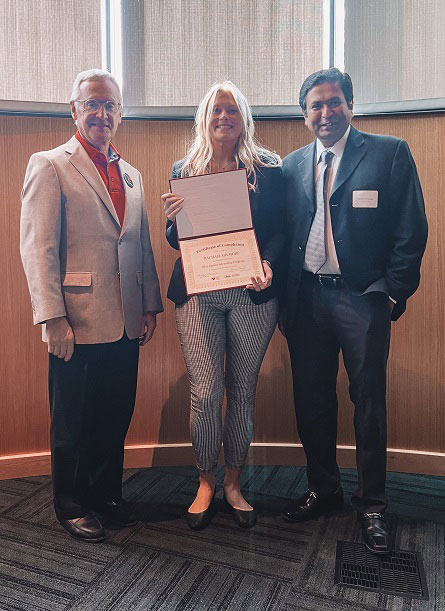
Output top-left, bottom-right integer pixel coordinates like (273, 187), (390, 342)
(0, 466), (443, 610)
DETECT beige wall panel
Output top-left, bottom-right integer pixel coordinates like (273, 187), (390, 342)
(0, 117), (74, 456)
(0, 112), (443, 479)
(354, 115), (443, 454)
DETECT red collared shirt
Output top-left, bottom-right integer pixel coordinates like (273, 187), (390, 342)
(75, 131), (126, 226)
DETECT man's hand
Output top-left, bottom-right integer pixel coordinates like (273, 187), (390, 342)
(46, 316), (74, 362)
(139, 312), (157, 346)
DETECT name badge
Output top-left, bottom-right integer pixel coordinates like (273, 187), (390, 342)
(352, 190), (378, 208)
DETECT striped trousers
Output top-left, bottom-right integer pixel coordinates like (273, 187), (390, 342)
(175, 288), (278, 472)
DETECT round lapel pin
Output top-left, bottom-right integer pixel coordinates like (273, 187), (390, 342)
(123, 173), (134, 188)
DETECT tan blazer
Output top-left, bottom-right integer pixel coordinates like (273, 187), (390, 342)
(20, 136), (163, 344)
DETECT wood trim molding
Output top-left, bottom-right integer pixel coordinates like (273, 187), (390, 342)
(0, 452), (51, 480)
(1, 443), (443, 481)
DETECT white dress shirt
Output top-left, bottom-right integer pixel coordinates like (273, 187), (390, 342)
(304, 125), (351, 275)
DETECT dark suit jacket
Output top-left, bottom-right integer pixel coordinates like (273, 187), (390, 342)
(282, 125), (427, 329)
(166, 159), (286, 305)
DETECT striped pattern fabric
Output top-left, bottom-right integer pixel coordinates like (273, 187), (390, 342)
(304, 150), (334, 273)
(175, 289), (278, 472)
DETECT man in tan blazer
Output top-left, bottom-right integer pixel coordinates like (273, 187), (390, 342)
(20, 69), (163, 542)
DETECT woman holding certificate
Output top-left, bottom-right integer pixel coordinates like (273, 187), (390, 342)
(162, 81), (285, 530)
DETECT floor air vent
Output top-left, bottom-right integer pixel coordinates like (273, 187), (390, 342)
(334, 541), (428, 600)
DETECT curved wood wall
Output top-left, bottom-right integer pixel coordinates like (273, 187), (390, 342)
(0, 113), (443, 479)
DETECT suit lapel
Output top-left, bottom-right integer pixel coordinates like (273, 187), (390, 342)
(119, 160), (137, 237)
(287, 143), (315, 252)
(65, 136), (121, 227)
(299, 141), (316, 205)
(331, 126), (366, 197)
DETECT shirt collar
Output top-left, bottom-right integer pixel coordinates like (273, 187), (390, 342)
(316, 125), (351, 163)
(75, 131), (121, 164)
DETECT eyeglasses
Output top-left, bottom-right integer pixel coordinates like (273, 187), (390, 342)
(76, 99), (122, 114)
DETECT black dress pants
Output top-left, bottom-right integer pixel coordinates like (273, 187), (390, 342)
(48, 333), (139, 520)
(286, 272), (391, 514)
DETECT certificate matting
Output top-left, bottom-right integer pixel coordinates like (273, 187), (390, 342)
(179, 229), (264, 295)
(170, 169), (253, 239)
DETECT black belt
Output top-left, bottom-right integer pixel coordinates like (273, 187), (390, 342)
(302, 270), (344, 288)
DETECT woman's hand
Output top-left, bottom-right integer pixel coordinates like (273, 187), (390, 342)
(161, 192), (184, 221)
(246, 260), (273, 291)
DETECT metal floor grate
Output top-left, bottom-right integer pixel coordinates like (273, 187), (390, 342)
(334, 541), (429, 599)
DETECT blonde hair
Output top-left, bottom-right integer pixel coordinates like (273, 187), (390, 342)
(180, 81), (281, 190)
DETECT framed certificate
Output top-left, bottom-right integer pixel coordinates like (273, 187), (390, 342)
(170, 169), (265, 295)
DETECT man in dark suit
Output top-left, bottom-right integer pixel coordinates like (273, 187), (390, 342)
(281, 68), (427, 553)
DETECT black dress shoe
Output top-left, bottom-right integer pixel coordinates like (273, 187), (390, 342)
(93, 500), (138, 528)
(223, 494), (257, 529)
(281, 488), (344, 522)
(359, 512), (391, 554)
(59, 513), (105, 542)
(186, 492), (216, 530)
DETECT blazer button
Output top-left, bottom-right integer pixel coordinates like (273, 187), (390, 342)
(336, 239), (343, 244)
(118, 238), (122, 245)
(298, 245), (303, 250)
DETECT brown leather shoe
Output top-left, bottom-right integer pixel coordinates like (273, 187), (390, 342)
(59, 513), (105, 542)
(359, 512), (391, 554)
(281, 488), (344, 522)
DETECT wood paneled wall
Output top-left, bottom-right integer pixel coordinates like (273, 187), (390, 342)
(0, 112), (443, 479)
